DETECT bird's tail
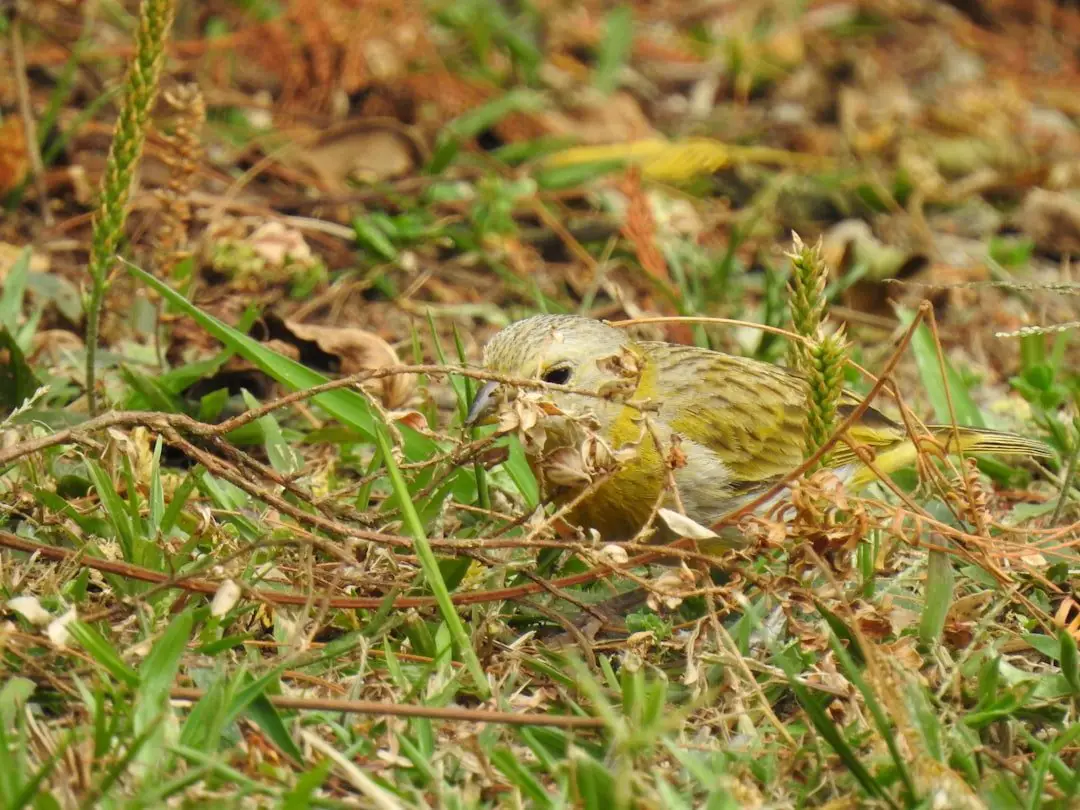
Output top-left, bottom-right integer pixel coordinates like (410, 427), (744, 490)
(928, 425), (1053, 459)
(845, 426), (1051, 491)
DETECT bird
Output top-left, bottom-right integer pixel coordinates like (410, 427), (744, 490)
(466, 314), (1051, 542)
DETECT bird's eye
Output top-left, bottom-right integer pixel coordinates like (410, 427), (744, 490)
(541, 366), (571, 385)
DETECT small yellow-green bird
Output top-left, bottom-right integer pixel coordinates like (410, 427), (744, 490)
(466, 314), (1050, 541)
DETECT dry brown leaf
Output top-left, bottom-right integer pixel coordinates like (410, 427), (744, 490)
(290, 123), (419, 190)
(538, 91), (656, 145)
(541, 446), (594, 488)
(947, 590), (994, 623)
(1014, 188), (1080, 255)
(0, 117), (29, 196)
(821, 219), (928, 283)
(1054, 597), (1080, 639)
(30, 330), (84, 367)
(543, 137), (828, 183)
(248, 221), (314, 265)
(387, 409), (435, 435)
(646, 566), (695, 612)
(0, 243), (49, 281)
(282, 320), (414, 408)
(882, 636), (924, 673)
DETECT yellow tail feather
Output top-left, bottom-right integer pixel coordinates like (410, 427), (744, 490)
(930, 425), (1053, 459)
(845, 426), (1050, 491)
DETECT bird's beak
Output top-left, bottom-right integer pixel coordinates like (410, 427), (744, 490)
(465, 380), (500, 426)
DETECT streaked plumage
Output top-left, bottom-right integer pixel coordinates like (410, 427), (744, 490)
(470, 315), (1050, 540)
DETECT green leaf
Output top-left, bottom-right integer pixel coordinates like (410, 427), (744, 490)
(5, 730), (72, 810)
(396, 732), (435, 785)
(963, 683), (1035, 729)
(373, 423), (490, 698)
(119, 366), (184, 413)
(244, 694), (303, 762)
(135, 608), (195, 737)
(85, 459), (141, 568)
(0, 327), (41, 413)
(196, 387), (229, 422)
(902, 679), (944, 763)
(353, 215), (399, 261)
(492, 746), (555, 808)
(505, 435), (539, 508)
(178, 674), (231, 751)
(1022, 633), (1065, 661)
(533, 159), (626, 190)
(594, 5), (633, 95)
(282, 759), (333, 810)
(0, 677), (35, 730)
(897, 307), (984, 427)
(828, 631), (918, 803)
(159, 470), (197, 537)
(621, 662), (645, 724)
(125, 261), (471, 498)
(775, 648), (892, 805)
(0, 246), (31, 332)
(67, 622), (139, 687)
(241, 389), (301, 475)
(919, 549), (954, 646)
(1059, 629), (1080, 695)
(814, 600), (865, 666)
(26, 267), (82, 324)
(976, 653), (1001, 708)
(429, 90), (545, 174)
(446, 90), (545, 142)
(572, 751), (617, 810)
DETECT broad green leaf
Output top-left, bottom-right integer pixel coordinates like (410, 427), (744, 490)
(920, 549), (954, 646)
(125, 262), (473, 501)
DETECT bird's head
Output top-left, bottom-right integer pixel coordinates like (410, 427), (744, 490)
(466, 315), (637, 425)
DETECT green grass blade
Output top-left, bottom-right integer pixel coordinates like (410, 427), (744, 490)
(919, 549), (954, 646)
(594, 5), (633, 95)
(776, 649), (896, 807)
(148, 437), (165, 537)
(7, 730), (73, 810)
(898, 306), (984, 426)
(827, 631), (918, 803)
(491, 746), (555, 808)
(372, 422), (490, 698)
(85, 459), (138, 563)
(241, 389), (302, 475)
(125, 262), (463, 477)
(135, 607), (195, 740)
(67, 622), (139, 687)
(0, 247), (31, 333)
(244, 694), (304, 761)
(282, 759), (333, 810)
(428, 90), (546, 173)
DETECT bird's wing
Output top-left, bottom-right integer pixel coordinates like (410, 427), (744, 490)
(643, 344), (810, 488)
(642, 344), (904, 487)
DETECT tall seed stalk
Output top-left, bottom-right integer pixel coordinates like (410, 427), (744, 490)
(787, 233), (849, 466)
(85, 0), (176, 415)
